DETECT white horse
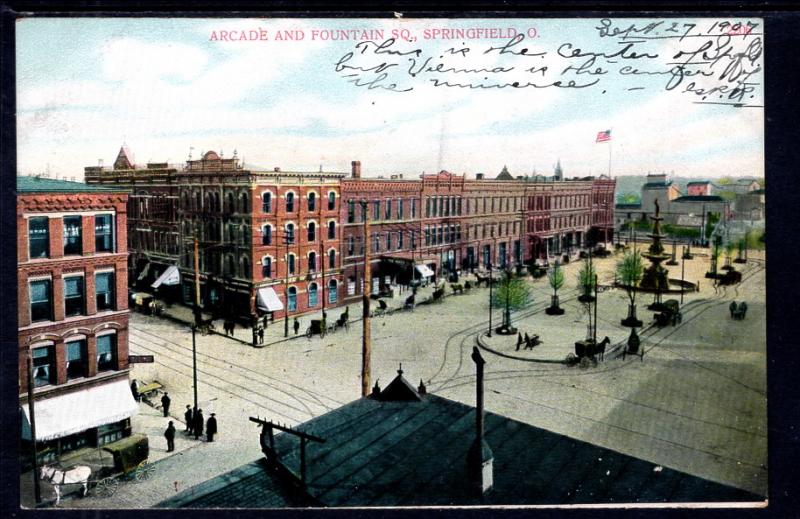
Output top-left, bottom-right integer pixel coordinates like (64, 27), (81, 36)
(39, 464), (91, 505)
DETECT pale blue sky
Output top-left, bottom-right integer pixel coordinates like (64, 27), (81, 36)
(16, 17), (764, 179)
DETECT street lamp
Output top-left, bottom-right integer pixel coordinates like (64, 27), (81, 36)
(26, 352), (41, 504)
(681, 246), (686, 305)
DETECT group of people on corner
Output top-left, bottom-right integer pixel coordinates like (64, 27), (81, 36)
(161, 393), (218, 453)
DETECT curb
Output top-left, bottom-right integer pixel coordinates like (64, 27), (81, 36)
(475, 332), (566, 364)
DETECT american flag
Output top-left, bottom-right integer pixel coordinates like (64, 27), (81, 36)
(596, 129), (612, 143)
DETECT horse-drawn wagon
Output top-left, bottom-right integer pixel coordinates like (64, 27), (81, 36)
(654, 299), (682, 327)
(39, 433), (152, 504)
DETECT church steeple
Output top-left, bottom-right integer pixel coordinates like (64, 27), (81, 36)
(554, 159), (563, 180)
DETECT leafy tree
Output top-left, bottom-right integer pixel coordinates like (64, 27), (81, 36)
(492, 270), (533, 328)
(576, 258), (597, 300)
(548, 261), (565, 297)
(724, 240), (736, 267)
(546, 261), (566, 315)
(710, 241), (724, 275)
(617, 250), (645, 327)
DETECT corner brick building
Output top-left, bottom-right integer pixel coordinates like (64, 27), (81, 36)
(17, 177), (137, 463)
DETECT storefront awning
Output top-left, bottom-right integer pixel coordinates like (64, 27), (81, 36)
(257, 287), (284, 312)
(415, 264), (435, 278)
(21, 379), (139, 442)
(151, 265), (180, 288)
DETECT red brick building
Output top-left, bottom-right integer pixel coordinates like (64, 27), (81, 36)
(85, 146), (181, 294)
(174, 151), (346, 324)
(339, 164), (616, 305)
(17, 177), (136, 463)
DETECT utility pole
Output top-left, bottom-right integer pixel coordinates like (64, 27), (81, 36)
(487, 261), (494, 337)
(26, 354), (41, 505)
(193, 234), (201, 326)
(360, 200), (371, 397)
(191, 325), (198, 413)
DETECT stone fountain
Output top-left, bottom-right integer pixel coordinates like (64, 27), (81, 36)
(640, 199), (671, 310)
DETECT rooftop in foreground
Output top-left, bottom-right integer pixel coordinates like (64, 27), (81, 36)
(160, 370), (763, 508)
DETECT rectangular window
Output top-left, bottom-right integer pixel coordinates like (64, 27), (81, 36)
(425, 197), (431, 217)
(95, 271), (115, 311)
(385, 199), (392, 220)
(438, 226), (444, 244)
(457, 198), (463, 215)
(386, 232), (392, 250)
(425, 226), (430, 246)
(398, 231), (404, 249)
(373, 200), (380, 221)
(32, 346), (54, 387)
(66, 339), (87, 380)
(374, 234), (380, 252)
(262, 193), (272, 213)
(30, 279), (52, 322)
(28, 217), (49, 259)
(63, 216), (82, 255)
(95, 214), (114, 252)
(97, 334), (116, 372)
(397, 199), (404, 219)
(64, 276), (85, 317)
(347, 200), (355, 223)
(411, 198), (417, 218)
(348, 236), (355, 256)
(410, 232), (416, 249)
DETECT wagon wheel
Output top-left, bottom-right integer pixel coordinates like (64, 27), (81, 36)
(134, 460), (155, 482)
(306, 327), (313, 338)
(579, 356), (592, 369)
(96, 477), (119, 497)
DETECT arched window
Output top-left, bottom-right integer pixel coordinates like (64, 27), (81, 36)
(308, 192), (316, 211)
(181, 192), (189, 210)
(308, 282), (318, 307)
(308, 222), (316, 242)
(240, 192), (250, 213)
(287, 286), (297, 311)
(328, 279), (338, 303)
(262, 192), (272, 213)
(285, 223), (295, 244)
(327, 221), (336, 239)
(286, 192), (295, 212)
(226, 255), (236, 276)
(240, 255), (250, 278)
(328, 249), (336, 269)
(328, 191), (336, 210)
(262, 225), (272, 245)
(262, 256), (272, 278)
(288, 253), (296, 275)
(214, 193), (221, 212)
(226, 193), (235, 213)
(194, 191), (201, 211)
(308, 251), (317, 272)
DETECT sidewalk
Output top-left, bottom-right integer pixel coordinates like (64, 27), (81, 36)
(149, 281), (447, 349)
(20, 400), (205, 508)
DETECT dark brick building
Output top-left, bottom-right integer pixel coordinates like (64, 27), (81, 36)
(17, 177), (136, 463)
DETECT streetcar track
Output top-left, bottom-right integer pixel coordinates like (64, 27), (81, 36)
(129, 337), (319, 422)
(131, 326), (345, 410)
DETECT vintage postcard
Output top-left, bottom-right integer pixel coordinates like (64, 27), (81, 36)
(15, 15), (766, 509)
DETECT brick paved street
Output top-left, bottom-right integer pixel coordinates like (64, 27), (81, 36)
(54, 249), (766, 508)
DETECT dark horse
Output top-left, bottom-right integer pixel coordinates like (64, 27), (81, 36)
(575, 336), (612, 362)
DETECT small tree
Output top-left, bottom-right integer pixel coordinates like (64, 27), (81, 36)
(546, 261), (565, 315)
(724, 240), (736, 269)
(617, 250), (644, 327)
(709, 240), (723, 277)
(492, 270), (533, 332)
(576, 258), (597, 303)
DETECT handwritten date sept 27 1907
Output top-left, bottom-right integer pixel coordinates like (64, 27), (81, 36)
(334, 19), (762, 107)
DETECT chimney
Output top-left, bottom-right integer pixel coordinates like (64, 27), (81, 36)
(274, 167), (281, 172)
(467, 346), (493, 495)
(351, 160), (361, 179)
(417, 379), (427, 395)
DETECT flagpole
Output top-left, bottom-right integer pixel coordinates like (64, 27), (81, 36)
(608, 128), (613, 177)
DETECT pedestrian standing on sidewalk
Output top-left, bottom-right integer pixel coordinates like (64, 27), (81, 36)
(258, 327), (264, 344)
(206, 413), (218, 442)
(130, 380), (140, 402)
(194, 409), (205, 440)
(164, 421), (176, 452)
(263, 315), (269, 329)
(516, 332), (523, 351)
(184, 405), (193, 432)
(161, 392), (171, 417)
(293, 318), (300, 335)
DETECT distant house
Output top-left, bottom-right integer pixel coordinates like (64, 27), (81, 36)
(160, 368), (761, 508)
(686, 181), (713, 197)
